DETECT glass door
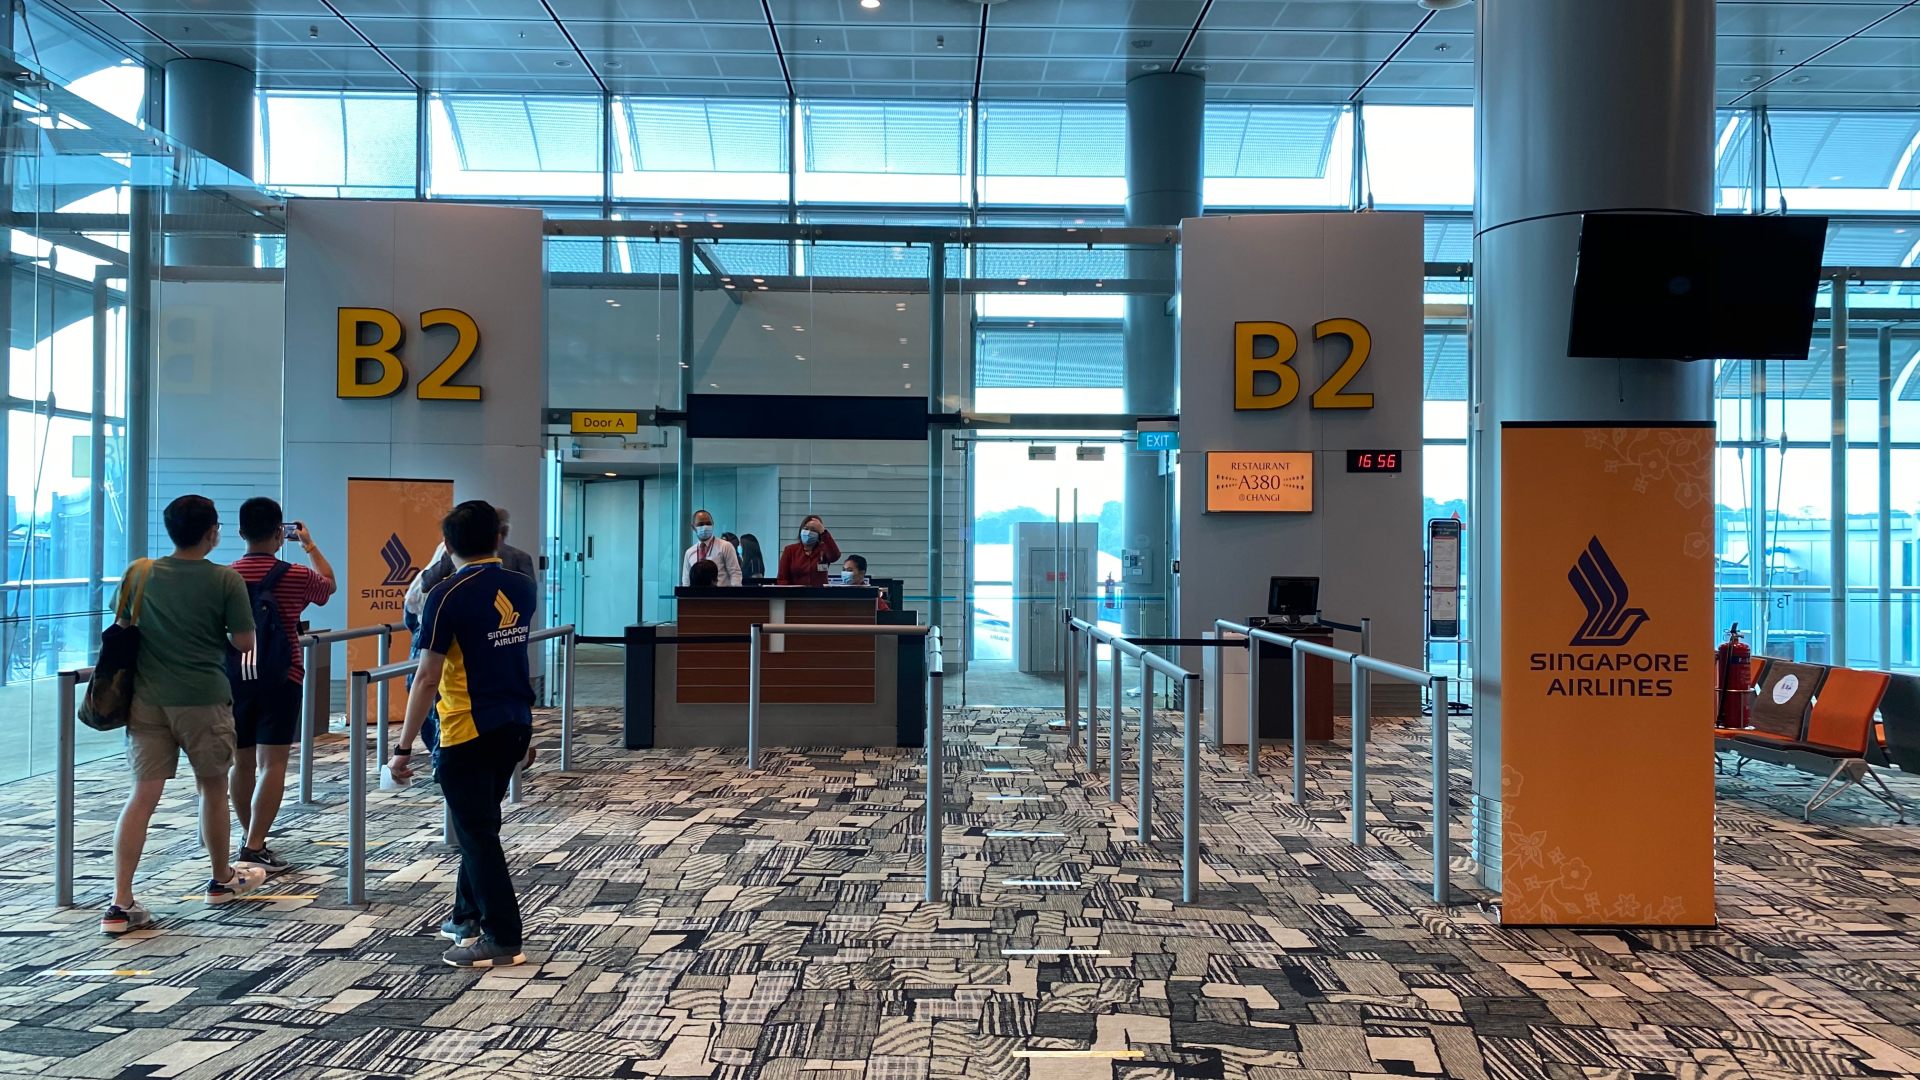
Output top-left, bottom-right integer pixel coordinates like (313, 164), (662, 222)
(962, 433), (1127, 706)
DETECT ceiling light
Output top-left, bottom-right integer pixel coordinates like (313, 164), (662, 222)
(605, 298), (617, 305)
(794, 325), (805, 331)
(1791, 75), (1811, 84)
(936, 34), (945, 49)
(752, 277), (765, 283)
(1741, 75), (1762, 84)
(860, 0), (880, 8)
(902, 362), (911, 369)
(1094, 281), (1105, 288)
(723, 283), (736, 289)
(1416, 0), (1469, 9)
(1143, 63), (1161, 71)
(1131, 38), (1153, 49)
(555, 58), (572, 68)
(899, 337), (909, 345)
(762, 324), (774, 330)
(1016, 278), (1028, 286)
(758, 285), (768, 291)
(710, 383), (719, 388)
(904, 383), (913, 389)
(604, 472), (617, 478)
(606, 59), (623, 69)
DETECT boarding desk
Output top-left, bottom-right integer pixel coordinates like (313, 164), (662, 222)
(1252, 624), (1336, 742)
(622, 586), (925, 750)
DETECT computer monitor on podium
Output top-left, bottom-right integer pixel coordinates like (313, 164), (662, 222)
(1268, 576), (1320, 626)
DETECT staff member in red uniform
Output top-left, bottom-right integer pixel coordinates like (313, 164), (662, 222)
(777, 515), (841, 586)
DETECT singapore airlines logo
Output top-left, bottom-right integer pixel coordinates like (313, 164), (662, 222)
(493, 590), (519, 631)
(1568, 537), (1650, 648)
(379, 533), (420, 587)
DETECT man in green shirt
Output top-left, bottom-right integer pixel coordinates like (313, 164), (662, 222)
(102, 495), (268, 935)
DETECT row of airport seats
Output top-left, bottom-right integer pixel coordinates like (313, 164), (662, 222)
(1717, 657), (1919, 822)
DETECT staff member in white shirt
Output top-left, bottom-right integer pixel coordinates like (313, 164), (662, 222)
(682, 509), (743, 587)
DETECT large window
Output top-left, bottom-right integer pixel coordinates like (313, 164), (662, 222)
(428, 93), (604, 199)
(977, 102), (1125, 207)
(612, 97), (788, 203)
(1204, 103), (1353, 208)
(259, 91), (418, 199)
(1363, 106), (1473, 209)
(795, 100), (968, 205)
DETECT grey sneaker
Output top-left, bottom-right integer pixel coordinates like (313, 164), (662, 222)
(205, 865), (268, 904)
(439, 917), (482, 947)
(237, 846), (291, 875)
(100, 901), (153, 935)
(443, 938), (525, 968)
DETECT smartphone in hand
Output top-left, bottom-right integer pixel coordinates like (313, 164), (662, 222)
(283, 522), (302, 542)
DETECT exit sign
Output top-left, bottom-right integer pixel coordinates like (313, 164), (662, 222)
(1139, 430), (1179, 452)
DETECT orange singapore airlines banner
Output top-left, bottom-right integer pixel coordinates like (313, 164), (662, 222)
(1500, 423), (1715, 927)
(347, 477), (454, 720)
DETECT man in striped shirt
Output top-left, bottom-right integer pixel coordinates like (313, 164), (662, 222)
(230, 497), (337, 873)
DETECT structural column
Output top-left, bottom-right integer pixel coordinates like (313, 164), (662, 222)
(1122, 71), (1202, 641)
(163, 59), (256, 266)
(1471, 0), (1714, 887)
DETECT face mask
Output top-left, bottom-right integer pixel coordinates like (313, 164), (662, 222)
(801, 529), (819, 545)
(693, 524), (714, 542)
(839, 570), (853, 584)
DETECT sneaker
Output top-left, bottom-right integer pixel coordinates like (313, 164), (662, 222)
(237, 846), (292, 875)
(100, 901), (154, 935)
(443, 938), (525, 968)
(205, 865), (268, 904)
(440, 917), (482, 947)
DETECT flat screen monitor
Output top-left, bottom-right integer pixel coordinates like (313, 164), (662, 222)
(1567, 213), (1826, 361)
(1268, 576), (1320, 621)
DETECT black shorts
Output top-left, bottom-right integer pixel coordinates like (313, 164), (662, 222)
(235, 678), (303, 749)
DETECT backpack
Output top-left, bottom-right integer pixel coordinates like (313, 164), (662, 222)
(228, 562), (293, 702)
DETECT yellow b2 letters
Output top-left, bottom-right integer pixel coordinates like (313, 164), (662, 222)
(336, 306), (483, 401)
(1234, 317), (1375, 412)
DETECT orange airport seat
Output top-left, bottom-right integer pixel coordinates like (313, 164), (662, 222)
(1804, 668), (1890, 756)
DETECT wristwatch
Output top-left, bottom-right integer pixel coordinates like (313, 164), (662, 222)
(394, 747), (413, 756)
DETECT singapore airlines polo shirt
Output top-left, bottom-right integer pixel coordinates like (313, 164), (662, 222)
(421, 557), (537, 747)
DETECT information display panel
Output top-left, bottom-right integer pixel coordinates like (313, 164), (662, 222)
(1205, 451), (1314, 513)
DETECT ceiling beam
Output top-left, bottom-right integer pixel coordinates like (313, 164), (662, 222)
(1351, 10), (1433, 102)
(759, 0), (793, 99)
(537, 0), (604, 94)
(1172, 0), (1214, 73)
(1731, 0), (1920, 107)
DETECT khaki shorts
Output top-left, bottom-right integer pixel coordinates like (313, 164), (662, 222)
(127, 700), (235, 781)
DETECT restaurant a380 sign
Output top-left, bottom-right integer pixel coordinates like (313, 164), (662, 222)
(1233, 318), (1375, 411)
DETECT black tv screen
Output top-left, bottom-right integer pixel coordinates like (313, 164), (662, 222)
(1567, 213), (1826, 361)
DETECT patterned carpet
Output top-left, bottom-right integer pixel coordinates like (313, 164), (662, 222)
(0, 706), (1916, 1079)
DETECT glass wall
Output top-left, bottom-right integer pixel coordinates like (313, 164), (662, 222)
(0, 40), (287, 782)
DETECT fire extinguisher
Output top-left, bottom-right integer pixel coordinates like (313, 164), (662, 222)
(1715, 622), (1753, 729)
(1104, 573), (1117, 610)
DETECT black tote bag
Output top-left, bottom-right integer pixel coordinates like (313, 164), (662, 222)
(79, 559), (154, 732)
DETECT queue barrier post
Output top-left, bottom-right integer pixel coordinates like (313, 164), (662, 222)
(347, 670), (369, 906)
(54, 669), (88, 908)
(1183, 672), (1200, 903)
(1085, 628), (1099, 772)
(1245, 630), (1261, 779)
(1432, 674), (1450, 904)
(1138, 666), (1153, 842)
(300, 637), (319, 805)
(1350, 656), (1369, 846)
(1109, 643), (1123, 801)
(561, 629), (577, 773)
(374, 626), (393, 765)
(1063, 611), (1079, 750)
(925, 630), (945, 903)
(1291, 645), (1308, 805)
(747, 624), (763, 770)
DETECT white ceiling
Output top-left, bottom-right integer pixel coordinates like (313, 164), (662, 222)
(42, 0), (1920, 107)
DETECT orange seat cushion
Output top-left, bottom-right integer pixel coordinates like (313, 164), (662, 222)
(1805, 668), (1890, 756)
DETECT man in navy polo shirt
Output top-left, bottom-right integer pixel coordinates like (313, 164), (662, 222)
(387, 501), (537, 968)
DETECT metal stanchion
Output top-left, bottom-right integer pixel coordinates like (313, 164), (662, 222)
(747, 624), (763, 769)
(925, 667), (944, 902)
(1246, 634), (1260, 779)
(1085, 630), (1098, 772)
(1291, 646), (1307, 806)
(1064, 617), (1079, 750)
(561, 631), (576, 773)
(1350, 658), (1369, 846)
(1109, 646), (1123, 800)
(55, 671), (78, 908)
(509, 762), (523, 804)
(347, 670), (369, 905)
(374, 626), (392, 766)
(1183, 672), (1200, 903)
(300, 639), (319, 805)
(1360, 617), (1372, 659)
(1138, 667), (1153, 843)
(1432, 674), (1450, 904)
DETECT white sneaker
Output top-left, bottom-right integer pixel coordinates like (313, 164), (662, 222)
(205, 864), (268, 903)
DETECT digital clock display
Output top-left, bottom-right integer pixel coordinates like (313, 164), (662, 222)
(1346, 449), (1403, 473)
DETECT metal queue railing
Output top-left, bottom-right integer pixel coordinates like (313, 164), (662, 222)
(744, 621), (946, 900)
(345, 624), (577, 905)
(1216, 619), (1453, 904)
(53, 666), (94, 908)
(298, 623), (401, 806)
(1065, 616), (1202, 902)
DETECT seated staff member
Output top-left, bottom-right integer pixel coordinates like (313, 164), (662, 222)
(840, 554), (890, 612)
(682, 509), (742, 587)
(388, 501), (537, 969)
(688, 559), (721, 589)
(777, 516), (841, 586)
